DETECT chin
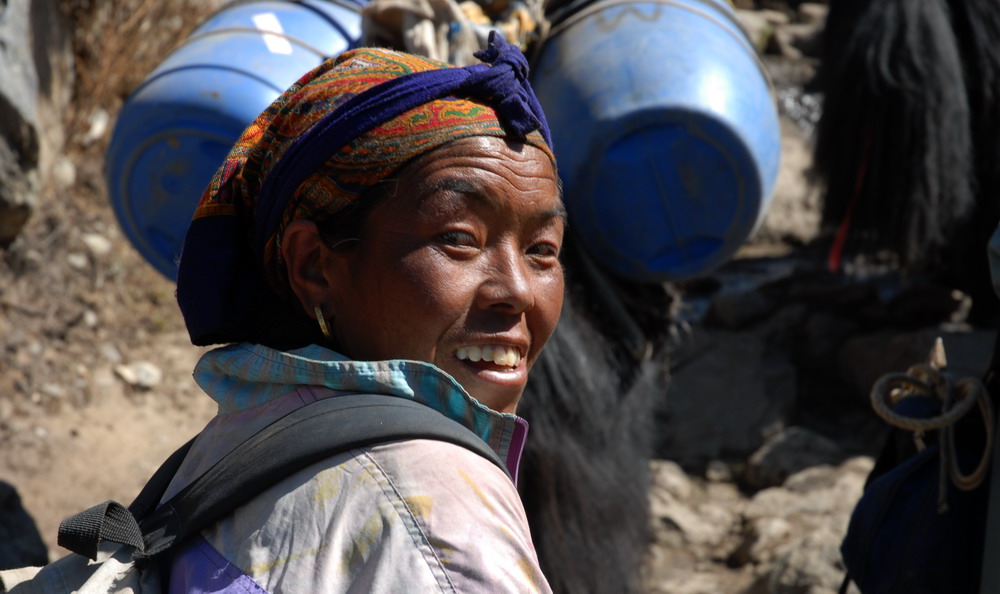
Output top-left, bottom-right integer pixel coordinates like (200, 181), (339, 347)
(469, 387), (521, 414)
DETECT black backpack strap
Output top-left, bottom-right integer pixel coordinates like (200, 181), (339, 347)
(130, 436), (197, 518)
(59, 394), (506, 561)
(57, 435), (196, 559)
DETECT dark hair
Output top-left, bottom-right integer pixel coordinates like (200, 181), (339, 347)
(313, 178), (396, 252)
(258, 180), (396, 352)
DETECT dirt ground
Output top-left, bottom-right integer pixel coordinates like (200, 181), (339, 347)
(0, 0), (223, 557)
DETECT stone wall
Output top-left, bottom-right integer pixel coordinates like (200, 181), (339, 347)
(0, 0), (73, 246)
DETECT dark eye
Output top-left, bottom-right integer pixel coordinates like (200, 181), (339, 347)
(438, 230), (478, 248)
(528, 241), (560, 259)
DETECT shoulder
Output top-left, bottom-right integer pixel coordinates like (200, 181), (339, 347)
(359, 440), (551, 592)
(366, 438), (515, 504)
(196, 440), (550, 593)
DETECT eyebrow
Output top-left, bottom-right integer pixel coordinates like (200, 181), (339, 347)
(418, 177), (568, 223)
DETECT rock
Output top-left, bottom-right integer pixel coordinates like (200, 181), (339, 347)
(644, 567), (750, 594)
(0, 0), (44, 247)
(659, 328), (797, 467)
(771, 22), (824, 61)
(0, 1), (40, 154)
(81, 108), (110, 146)
(795, 311), (861, 381)
(81, 232), (113, 257)
(744, 426), (843, 490)
(797, 2), (829, 26)
(0, 481), (48, 570)
(740, 515), (794, 565)
(30, 0), (74, 172)
(39, 383), (66, 399)
(642, 568), (742, 594)
(98, 342), (123, 363)
(114, 361), (163, 389)
(651, 459), (694, 500)
(647, 460), (747, 588)
(651, 489), (732, 548)
(705, 290), (777, 329)
(51, 155), (76, 189)
(744, 458), (870, 523)
(749, 527), (849, 594)
(735, 9), (774, 52)
(758, 8), (791, 26)
(0, 139), (37, 248)
(753, 118), (822, 245)
(734, 458), (872, 573)
(705, 460), (734, 483)
(66, 252), (88, 270)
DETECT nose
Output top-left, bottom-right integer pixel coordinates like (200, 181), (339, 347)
(478, 242), (534, 314)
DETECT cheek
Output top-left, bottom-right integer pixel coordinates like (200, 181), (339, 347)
(393, 255), (474, 320)
(531, 273), (565, 347)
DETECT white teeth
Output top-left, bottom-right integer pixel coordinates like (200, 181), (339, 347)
(456, 345), (521, 367)
(507, 348), (521, 367)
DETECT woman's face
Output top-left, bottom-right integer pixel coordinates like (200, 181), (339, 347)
(322, 136), (565, 413)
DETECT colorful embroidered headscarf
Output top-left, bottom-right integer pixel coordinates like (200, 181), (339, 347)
(176, 32), (554, 347)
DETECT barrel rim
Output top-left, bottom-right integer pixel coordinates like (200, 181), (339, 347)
(532, 0), (776, 100)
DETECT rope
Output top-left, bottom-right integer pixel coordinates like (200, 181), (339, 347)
(870, 362), (994, 501)
(871, 365), (977, 432)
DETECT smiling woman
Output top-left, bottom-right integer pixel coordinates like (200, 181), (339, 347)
(165, 33), (561, 593)
(282, 136), (564, 414)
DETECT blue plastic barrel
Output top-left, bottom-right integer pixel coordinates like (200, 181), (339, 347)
(105, 0), (364, 279)
(531, 0), (781, 282)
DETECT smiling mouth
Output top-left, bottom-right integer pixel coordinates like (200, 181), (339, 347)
(455, 345), (522, 369)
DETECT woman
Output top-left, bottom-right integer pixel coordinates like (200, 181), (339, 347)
(168, 33), (562, 592)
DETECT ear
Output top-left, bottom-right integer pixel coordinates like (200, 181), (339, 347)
(281, 220), (337, 321)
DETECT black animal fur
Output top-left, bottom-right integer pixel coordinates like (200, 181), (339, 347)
(517, 237), (673, 594)
(814, 0), (974, 268)
(943, 0), (1000, 320)
(814, 0), (1000, 320)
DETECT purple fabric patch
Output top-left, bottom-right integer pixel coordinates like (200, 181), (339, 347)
(507, 417), (529, 485)
(169, 535), (269, 594)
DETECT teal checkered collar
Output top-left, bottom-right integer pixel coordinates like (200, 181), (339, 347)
(192, 343), (529, 481)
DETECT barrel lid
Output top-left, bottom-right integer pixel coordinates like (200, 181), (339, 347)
(571, 115), (763, 282)
(106, 1), (364, 279)
(106, 66), (289, 279)
(110, 122), (246, 279)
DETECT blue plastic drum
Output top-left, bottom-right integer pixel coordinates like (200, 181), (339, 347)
(105, 0), (364, 279)
(531, 0), (781, 282)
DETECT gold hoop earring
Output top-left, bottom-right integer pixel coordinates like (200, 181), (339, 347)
(314, 305), (331, 338)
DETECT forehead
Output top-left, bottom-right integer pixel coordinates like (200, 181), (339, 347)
(395, 137), (563, 217)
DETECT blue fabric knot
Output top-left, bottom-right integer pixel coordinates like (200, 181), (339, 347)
(473, 30), (531, 81)
(254, 32), (552, 254)
(463, 31), (544, 142)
